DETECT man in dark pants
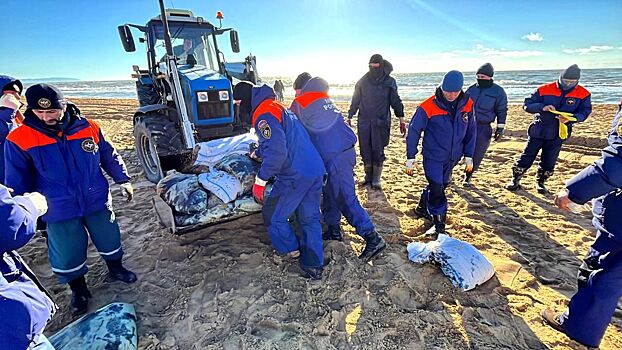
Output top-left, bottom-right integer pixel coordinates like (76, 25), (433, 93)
(348, 54), (406, 189)
(463, 63), (508, 186)
(405, 71), (476, 237)
(541, 102), (622, 350)
(506, 64), (591, 193)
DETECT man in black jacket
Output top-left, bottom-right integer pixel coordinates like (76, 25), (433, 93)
(348, 54), (405, 189)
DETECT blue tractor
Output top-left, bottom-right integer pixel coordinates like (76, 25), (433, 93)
(117, 1), (259, 183)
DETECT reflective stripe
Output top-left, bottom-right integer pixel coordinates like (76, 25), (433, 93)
(497, 123), (506, 128)
(98, 246), (122, 256)
(51, 261), (87, 274)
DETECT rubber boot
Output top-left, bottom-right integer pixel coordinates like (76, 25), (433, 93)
(359, 164), (373, 187)
(68, 276), (91, 316)
(536, 169), (554, 194)
(505, 166), (527, 191)
(359, 230), (387, 263)
(371, 163), (383, 190)
(105, 259), (137, 283)
(425, 214), (447, 240)
(322, 224), (343, 241)
(300, 265), (323, 280)
(413, 194), (432, 221)
(462, 171), (473, 187)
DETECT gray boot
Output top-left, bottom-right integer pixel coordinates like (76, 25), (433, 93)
(536, 169), (554, 194)
(359, 163), (373, 187)
(371, 163), (383, 190)
(505, 166), (527, 191)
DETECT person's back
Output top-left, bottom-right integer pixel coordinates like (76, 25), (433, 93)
(290, 77), (357, 163)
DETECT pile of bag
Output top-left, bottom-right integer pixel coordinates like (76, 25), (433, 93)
(156, 133), (264, 227)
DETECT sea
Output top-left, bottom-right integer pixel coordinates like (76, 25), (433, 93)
(28, 68), (622, 104)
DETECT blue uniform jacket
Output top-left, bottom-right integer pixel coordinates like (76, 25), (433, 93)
(406, 89), (476, 162)
(251, 85), (325, 182)
(1, 184), (56, 349)
(0, 107), (15, 183)
(4, 105), (130, 223)
(465, 83), (508, 125)
(524, 82), (592, 140)
(566, 106), (622, 239)
(290, 77), (357, 164)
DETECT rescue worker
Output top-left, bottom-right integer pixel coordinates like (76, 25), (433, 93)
(404, 70), (476, 237)
(506, 64), (592, 193)
(233, 82), (326, 279)
(4, 84), (137, 316)
(463, 63), (508, 186)
(1, 184), (57, 349)
(273, 79), (284, 102)
(0, 75), (24, 182)
(541, 101), (622, 349)
(290, 76), (386, 262)
(293, 72), (312, 97)
(348, 54), (406, 189)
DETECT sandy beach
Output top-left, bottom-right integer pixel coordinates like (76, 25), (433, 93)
(18, 98), (622, 349)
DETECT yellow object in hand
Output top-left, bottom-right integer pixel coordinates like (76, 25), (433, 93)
(550, 110), (578, 139)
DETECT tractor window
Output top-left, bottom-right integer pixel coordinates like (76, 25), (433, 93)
(154, 24), (218, 71)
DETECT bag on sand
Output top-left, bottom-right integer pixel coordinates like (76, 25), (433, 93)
(407, 234), (495, 291)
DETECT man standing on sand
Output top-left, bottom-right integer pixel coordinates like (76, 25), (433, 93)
(462, 63), (508, 186)
(348, 54), (406, 190)
(542, 101), (622, 350)
(290, 76), (387, 262)
(0, 75), (24, 182)
(4, 84), (137, 316)
(506, 64), (592, 193)
(404, 70), (476, 238)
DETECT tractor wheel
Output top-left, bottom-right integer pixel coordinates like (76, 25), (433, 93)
(136, 81), (160, 106)
(134, 113), (182, 183)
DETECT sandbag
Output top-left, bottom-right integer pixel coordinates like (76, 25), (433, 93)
(407, 234), (495, 291)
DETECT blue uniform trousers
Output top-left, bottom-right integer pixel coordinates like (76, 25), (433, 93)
(46, 209), (123, 284)
(473, 123), (493, 172)
(561, 199), (622, 348)
(420, 158), (458, 216)
(262, 176), (324, 268)
(515, 136), (564, 172)
(322, 148), (375, 236)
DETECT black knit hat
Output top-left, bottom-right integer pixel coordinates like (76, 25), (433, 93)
(369, 54), (383, 64)
(0, 75), (23, 95)
(293, 72), (312, 90)
(476, 63), (494, 77)
(561, 64), (581, 80)
(26, 83), (64, 109)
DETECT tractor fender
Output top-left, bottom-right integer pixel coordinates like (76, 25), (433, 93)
(133, 104), (169, 124)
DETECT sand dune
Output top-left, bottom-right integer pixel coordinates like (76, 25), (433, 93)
(18, 98), (622, 349)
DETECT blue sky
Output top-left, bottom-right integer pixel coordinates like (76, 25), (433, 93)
(2, 0), (621, 82)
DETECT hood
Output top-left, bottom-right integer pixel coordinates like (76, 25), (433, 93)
(383, 60), (394, 75)
(251, 84), (277, 112)
(301, 77), (329, 94)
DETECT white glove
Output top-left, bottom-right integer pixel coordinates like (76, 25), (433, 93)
(120, 183), (134, 202)
(23, 192), (48, 217)
(404, 158), (420, 176)
(464, 157), (474, 173)
(0, 93), (22, 111)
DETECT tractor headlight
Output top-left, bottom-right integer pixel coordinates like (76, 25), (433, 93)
(197, 91), (209, 102)
(219, 90), (229, 101)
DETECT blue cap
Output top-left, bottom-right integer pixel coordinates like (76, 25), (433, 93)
(26, 83), (64, 110)
(441, 70), (464, 92)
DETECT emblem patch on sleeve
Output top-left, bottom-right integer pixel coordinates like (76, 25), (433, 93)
(258, 119), (271, 139)
(81, 138), (98, 153)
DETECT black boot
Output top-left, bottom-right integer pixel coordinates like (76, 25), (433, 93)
(105, 259), (137, 283)
(68, 276), (91, 316)
(505, 166), (527, 191)
(462, 171), (473, 187)
(300, 265), (323, 280)
(413, 194), (432, 221)
(536, 169), (554, 194)
(371, 163), (383, 190)
(359, 164), (373, 187)
(425, 214), (447, 240)
(322, 224), (343, 241)
(359, 230), (387, 262)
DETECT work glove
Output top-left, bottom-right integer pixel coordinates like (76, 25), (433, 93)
(23, 192), (48, 217)
(252, 177), (268, 204)
(494, 126), (504, 141)
(248, 142), (262, 162)
(404, 158), (420, 176)
(0, 92), (22, 111)
(120, 183), (134, 202)
(464, 157), (474, 173)
(399, 120), (407, 137)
